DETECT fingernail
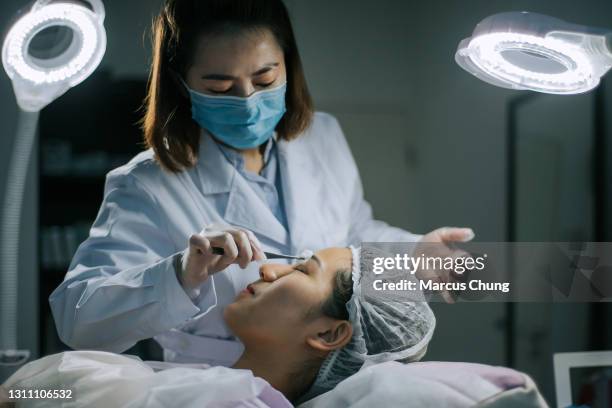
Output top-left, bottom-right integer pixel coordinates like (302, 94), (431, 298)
(463, 228), (475, 241)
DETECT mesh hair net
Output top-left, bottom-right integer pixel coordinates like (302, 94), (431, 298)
(304, 245), (436, 399)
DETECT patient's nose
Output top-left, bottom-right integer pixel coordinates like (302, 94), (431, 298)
(259, 263), (293, 282)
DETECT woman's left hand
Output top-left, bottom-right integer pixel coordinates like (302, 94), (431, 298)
(414, 227), (475, 303)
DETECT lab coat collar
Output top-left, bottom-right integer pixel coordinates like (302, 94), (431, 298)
(215, 136), (276, 174)
(196, 129), (288, 245)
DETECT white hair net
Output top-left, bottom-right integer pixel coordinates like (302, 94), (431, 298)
(303, 245), (436, 399)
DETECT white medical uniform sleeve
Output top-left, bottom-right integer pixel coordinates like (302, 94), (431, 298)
(49, 171), (217, 353)
(325, 114), (423, 244)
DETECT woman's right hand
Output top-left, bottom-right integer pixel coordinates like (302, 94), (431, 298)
(178, 224), (266, 290)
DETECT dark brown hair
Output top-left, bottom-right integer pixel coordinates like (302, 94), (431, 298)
(141, 0), (314, 172)
(321, 268), (352, 321)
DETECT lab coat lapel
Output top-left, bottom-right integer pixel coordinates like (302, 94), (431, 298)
(277, 138), (325, 252)
(224, 175), (288, 245)
(195, 131), (234, 195)
(196, 131), (288, 245)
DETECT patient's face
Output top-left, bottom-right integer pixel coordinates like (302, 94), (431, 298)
(224, 247), (352, 345)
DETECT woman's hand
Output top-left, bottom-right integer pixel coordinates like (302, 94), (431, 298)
(414, 227), (475, 303)
(178, 224), (266, 290)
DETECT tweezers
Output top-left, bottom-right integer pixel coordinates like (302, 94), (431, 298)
(211, 246), (306, 261)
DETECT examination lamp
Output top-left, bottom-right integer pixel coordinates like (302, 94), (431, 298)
(0, 0), (106, 370)
(456, 11), (612, 94)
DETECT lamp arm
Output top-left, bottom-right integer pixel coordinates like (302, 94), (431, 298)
(0, 110), (38, 368)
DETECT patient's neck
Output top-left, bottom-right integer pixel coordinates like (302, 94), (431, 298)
(233, 345), (316, 401)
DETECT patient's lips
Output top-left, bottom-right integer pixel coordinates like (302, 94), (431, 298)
(238, 284), (255, 298)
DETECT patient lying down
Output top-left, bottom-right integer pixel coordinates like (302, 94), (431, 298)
(1, 247), (436, 407)
(228, 247), (357, 401)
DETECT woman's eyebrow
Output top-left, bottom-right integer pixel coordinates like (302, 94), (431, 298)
(252, 63), (279, 76)
(201, 63), (279, 81)
(310, 255), (323, 270)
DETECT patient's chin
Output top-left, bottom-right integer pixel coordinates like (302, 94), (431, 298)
(223, 302), (235, 321)
(223, 302), (245, 332)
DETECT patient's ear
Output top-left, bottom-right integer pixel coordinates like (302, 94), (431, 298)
(306, 319), (352, 352)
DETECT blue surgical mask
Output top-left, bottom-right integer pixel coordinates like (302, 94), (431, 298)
(183, 80), (287, 149)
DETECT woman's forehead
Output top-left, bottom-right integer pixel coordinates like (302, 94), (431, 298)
(191, 29), (282, 69)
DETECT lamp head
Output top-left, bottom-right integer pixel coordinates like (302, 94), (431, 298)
(2, 0), (106, 112)
(456, 11), (612, 94)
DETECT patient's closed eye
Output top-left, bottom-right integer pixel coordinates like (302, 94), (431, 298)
(294, 266), (308, 274)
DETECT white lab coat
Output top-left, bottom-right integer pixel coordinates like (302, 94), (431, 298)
(49, 112), (421, 365)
